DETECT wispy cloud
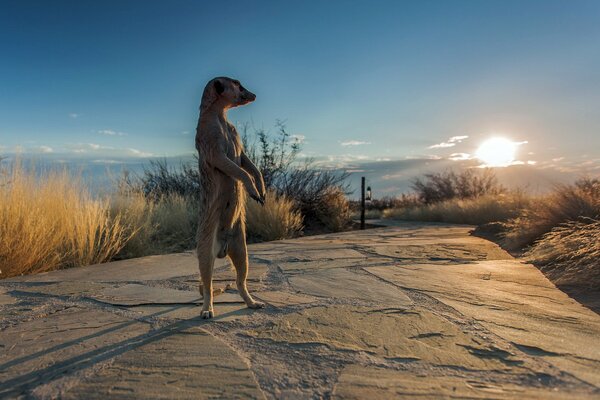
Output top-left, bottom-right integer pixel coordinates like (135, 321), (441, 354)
(181, 131), (190, 135)
(428, 135), (469, 149)
(67, 143), (152, 157)
(98, 129), (126, 136)
(128, 148), (154, 157)
(292, 134), (306, 143)
(68, 113), (80, 119)
(341, 140), (371, 147)
(448, 152), (472, 161)
(36, 145), (54, 153)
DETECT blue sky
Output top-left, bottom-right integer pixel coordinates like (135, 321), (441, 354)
(1, 0), (599, 185)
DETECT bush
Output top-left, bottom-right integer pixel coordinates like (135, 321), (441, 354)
(242, 120), (302, 189)
(366, 194), (421, 211)
(243, 121), (350, 230)
(525, 218), (600, 287)
(120, 158), (201, 201)
(124, 121), (351, 234)
(412, 169), (505, 204)
(246, 190), (303, 241)
(0, 160), (133, 278)
(111, 192), (198, 258)
(314, 187), (352, 231)
(383, 192), (529, 225)
(502, 178), (600, 249)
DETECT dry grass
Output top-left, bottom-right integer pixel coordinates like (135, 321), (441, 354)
(350, 208), (384, 220)
(383, 192), (530, 225)
(502, 178), (600, 250)
(111, 192), (198, 258)
(315, 187), (352, 231)
(246, 190), (303, 241)
(525, 219), (600, 287)
(0, 161), (133, 278)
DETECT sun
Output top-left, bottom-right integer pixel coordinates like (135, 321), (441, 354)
(475, 137), (517, 167)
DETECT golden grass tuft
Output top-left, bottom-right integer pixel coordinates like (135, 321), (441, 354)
(383, 192), (530, 225)
(502, 179), (600, 250)
(0, 161), (133, 278)
(525, 219), (600, 287)
(246, 190), (303, 241)
(110, 192), (199, 258)
(315, 187), (352, 231)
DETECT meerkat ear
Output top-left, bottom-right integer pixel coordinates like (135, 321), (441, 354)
(214, 79), (224, 94)
(200, 78), (222, 113)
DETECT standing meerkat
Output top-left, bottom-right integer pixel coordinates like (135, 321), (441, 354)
(195, 77), (266, 319)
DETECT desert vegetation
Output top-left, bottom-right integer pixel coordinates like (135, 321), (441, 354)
(0, 160), (133, 277)
(381, 170), (600, 287)
(0, 122), (351, 278)
(1, 134), (597, 287)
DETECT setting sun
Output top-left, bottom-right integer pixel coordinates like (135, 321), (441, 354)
(475, 137), (517, 167)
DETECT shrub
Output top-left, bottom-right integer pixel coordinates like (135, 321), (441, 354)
(246, 190), (303, 241)
(383, 192), (529, 225)
(366, 194), (421, 211)
(111, 192), (198, 258)
(0, 160), (133, 278)
(243, 121), (350, 230)
(525, 219), (600, 287)
(124, 121), (351, 234)
(412, 169), (505, 204)
(242, 120), (301, 189)
(502, 178), (600, 249)
(120, 158), (201, 201)
(314, 186), (352, 231)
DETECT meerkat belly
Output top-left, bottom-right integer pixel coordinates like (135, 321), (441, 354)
(215, 171), (244, 228)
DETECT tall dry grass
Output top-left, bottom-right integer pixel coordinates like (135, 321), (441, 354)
(502, 178), (600, 250)
(246, 190), (303, 241)
(0, 161), (133, 278)
(524, 219), (600, 287)
(111, 192), (199, 258)
(315, 187), (352, 231)
(383, 192), (530, 225)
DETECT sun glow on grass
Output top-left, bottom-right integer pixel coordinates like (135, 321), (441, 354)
(475, 137), (518, 167)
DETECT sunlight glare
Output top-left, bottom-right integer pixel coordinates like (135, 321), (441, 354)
(475, 137), (517, 167)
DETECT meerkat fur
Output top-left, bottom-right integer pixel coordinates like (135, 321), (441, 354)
(195, 76), (266, 319)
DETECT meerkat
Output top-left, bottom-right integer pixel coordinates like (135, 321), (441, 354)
(195, 77), (266, 319)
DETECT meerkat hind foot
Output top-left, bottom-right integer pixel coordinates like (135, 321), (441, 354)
(247, 300), (265, 309)
(200, 309), (214, 319)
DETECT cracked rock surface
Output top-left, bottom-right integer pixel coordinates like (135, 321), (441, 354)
(1, 222), (599, 399)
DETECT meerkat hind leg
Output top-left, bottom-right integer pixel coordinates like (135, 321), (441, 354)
(197, 245), (216, 319)
(228, 224), (265, 309)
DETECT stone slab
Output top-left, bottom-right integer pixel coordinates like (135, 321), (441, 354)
(332, 365), (593, 399)
(88, 284), (244, 306)
(253, 290), (318, 307)
(245, 305), (533, 371)
(365, 261), (600, 387)
(61, 327), (265, 400)
(0, 287), (17, 305)
(0, 307), (151, 399)
(287, 267), (412, 305)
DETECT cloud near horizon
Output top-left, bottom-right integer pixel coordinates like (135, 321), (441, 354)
(341, 140), (371, 146)
(98, 129), (126, 136)
(428, 135), (469, 149)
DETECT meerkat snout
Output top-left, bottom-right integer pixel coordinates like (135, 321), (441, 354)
(208, 78), (256, 108)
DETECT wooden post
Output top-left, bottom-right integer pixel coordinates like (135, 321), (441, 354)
(360, 176), (366, 230)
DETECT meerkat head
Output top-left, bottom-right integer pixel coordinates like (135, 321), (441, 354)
(200, 77), (256, 114)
